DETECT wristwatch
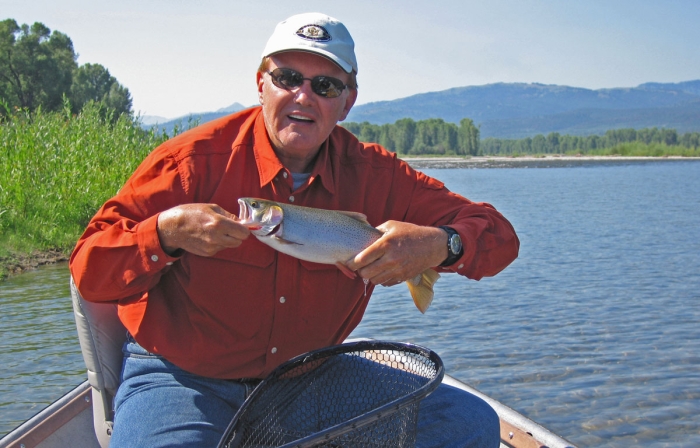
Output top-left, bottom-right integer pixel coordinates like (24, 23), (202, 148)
(438, 226), (463, 267)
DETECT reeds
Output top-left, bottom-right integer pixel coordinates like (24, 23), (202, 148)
(0, 102), (169, 256)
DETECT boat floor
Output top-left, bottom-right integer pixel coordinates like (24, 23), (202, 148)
(1, 377), (575, 448)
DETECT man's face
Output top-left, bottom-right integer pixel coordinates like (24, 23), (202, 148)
(257, 52), (357, 165)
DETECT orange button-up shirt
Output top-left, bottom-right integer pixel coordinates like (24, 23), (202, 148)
(69, 107), (519, 379)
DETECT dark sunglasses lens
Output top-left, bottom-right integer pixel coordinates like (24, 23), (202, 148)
(311, 76), (345, 98)
(269, 68), (346, 98)
(271, 69), (303, 89)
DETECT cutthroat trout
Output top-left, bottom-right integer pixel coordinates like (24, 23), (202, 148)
(237, 197), (440, 313)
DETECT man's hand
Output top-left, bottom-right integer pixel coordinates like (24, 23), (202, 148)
(345, 221), (448, 286)
(157, 203), (251, 257)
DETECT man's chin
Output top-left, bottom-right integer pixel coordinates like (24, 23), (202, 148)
(276, 131), (324, 153)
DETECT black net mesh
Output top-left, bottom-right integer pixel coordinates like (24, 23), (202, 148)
(218, 341), (444, 448)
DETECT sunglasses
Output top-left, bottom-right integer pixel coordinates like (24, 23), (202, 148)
(266, 68), (348, 99)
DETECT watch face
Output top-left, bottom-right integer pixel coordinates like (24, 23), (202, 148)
(449, 234), (462, 255)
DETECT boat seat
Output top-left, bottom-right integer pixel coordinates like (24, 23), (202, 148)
(70, 276), (126, 448)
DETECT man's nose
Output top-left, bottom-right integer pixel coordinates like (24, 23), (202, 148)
(292, 79), (316, 104)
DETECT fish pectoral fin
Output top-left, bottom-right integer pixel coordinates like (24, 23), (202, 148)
(273, 236), (303, 245)
(405, 269), (441, 314)
(336, 210), (370, 225)
(335, 262), (357, 279)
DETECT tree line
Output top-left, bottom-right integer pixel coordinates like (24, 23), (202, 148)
(481, 128), (700, 156)
(343, 117), (700, 157)
(0, 19), (132, 118)
(342, 118), (480, 156)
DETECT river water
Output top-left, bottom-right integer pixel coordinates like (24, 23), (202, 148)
(1, 159), (699, 446)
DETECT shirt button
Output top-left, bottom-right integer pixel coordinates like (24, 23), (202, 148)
(279, 297), (286, 303)
(289, 195), (295, 202)
(166, 262), (173, 266)
(458, 263), (464, 269)
(271, 347), (278, 354)
(283, 172), (288, 179)
(151, 255), (159, 262)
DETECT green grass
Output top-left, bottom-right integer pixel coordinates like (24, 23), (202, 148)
(0, 103), (170, 279)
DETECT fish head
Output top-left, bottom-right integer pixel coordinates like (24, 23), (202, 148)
(238, 198), (284, 236)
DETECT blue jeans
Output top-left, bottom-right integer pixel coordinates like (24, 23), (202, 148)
(111, 339), (500, 447)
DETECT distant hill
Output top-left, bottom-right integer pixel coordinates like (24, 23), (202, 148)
(346, 80), (700, 138)
(142, 80), (700, 139)
(141, 102), (250, 135)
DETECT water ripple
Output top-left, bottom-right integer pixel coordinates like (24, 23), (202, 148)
(1, 161), (699, 446)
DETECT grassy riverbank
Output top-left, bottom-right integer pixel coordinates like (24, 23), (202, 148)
(2, 105), (699, 280)
(0, 103), (169, 280)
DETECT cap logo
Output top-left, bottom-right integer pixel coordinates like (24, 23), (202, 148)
(296, 24), (331, 42)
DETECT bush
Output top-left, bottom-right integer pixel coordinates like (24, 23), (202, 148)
(0, 102), (168, 253)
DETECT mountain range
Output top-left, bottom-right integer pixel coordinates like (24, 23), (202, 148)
(143, 80), (700, 139)
(141, 103), (248, 135)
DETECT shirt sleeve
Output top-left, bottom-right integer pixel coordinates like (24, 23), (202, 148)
(391, 159), (520, 280)
(69, 144), (188, 302)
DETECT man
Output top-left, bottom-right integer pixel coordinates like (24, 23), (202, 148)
(70, 12), (519, 447)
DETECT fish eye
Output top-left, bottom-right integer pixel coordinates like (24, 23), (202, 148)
(251, 201), (258, 208)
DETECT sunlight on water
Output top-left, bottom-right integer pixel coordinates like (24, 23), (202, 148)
(1, 160), (699, 446)
(352, 160), (700, 447)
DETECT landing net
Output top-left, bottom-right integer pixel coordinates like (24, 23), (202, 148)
(218, 340), (444, 448)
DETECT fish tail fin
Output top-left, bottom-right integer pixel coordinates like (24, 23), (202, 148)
(406, 269), (440, 314)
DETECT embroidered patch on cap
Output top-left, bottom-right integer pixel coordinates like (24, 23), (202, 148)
(296, 24), (331, 41)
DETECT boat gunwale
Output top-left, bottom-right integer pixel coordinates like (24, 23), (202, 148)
(0, 382), (92, 448)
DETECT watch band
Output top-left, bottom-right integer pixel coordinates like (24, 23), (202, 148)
(438, 226), (463, 267)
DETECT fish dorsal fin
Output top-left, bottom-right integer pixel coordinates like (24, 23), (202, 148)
(336, 210), (370, 225)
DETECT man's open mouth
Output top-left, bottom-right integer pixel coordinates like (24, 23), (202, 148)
(289, 114), (313, 123)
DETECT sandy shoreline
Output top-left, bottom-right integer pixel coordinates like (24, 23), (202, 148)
(402, 155), (700, 169)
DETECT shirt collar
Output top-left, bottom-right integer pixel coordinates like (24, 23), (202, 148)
(252, 110), (336, 195)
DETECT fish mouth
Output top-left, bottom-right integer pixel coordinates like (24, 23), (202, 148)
(237, 199), (258, 229)
(237, 199), (250, 223)
(238, 199), (281, 236)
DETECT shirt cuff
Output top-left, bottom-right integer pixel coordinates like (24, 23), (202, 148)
(137, 213), (182, 270)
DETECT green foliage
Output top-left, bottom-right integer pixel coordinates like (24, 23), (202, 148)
(342, 117), (480, 156)
(0, 102), (168, 254)
(345, 119), (699, 157)
(0, 19), (77, 113)
(0, 19), (132, 118)
(481, 128), (700, 156)
(71, 63), (132, 117)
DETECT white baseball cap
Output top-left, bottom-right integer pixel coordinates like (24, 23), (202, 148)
(261, 12), (358, 74)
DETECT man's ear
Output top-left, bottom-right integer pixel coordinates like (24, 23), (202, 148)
(338, 87), (358, 122)
(256, 71), (264, 105)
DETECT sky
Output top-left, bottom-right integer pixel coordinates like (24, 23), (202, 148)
(3, 0), (699, 119)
